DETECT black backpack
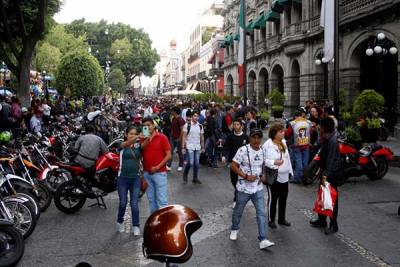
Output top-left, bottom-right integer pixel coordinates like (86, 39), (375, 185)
(186, 123), (203, 136)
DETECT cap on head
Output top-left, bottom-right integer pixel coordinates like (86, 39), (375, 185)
(249, 128), (263, 138)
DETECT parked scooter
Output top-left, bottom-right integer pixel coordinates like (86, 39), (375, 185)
(303, 138), (394, 185)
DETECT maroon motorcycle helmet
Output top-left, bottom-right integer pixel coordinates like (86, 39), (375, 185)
(142, 205), (202, 264)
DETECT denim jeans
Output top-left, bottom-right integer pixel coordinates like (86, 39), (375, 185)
(232, 189), (267, 241)
(205, 137), (217, 165)
(293, 147), (310, 182)
(143, 172), (168, 213)
(183, 149), (200, 180)
(168, 138), (183, 168)
(117, 176), (140, 226)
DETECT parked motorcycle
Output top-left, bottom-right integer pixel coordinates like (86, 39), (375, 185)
(54, 152), (119, 214)
(303, 139), (394, 185)
(0, 219), (24, 267)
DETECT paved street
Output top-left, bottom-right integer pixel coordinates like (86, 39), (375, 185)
(19, 146), (400, 267)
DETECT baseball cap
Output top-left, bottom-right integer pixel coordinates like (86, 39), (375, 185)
(249, 128), (263, 138)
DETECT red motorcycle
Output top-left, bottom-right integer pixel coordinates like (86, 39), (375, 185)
(303, 140), (393, 185)
(53, 152), (119, 214)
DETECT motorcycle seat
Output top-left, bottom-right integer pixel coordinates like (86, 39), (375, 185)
(359, 144), (383, 156)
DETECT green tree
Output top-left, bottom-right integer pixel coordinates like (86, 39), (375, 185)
(56, 50), (104, 97)
(44, 24), (88, 55)
(0, 0), (62, 106)
(352, 89), (385, 118)
(35, 42), (61, 74)
(65, 19), (159, 83)
(109, 68), (126, 93)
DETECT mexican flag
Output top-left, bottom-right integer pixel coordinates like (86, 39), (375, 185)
(238, 0), (245, 90)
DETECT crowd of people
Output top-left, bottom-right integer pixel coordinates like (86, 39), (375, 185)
(0, 93), (343, 249)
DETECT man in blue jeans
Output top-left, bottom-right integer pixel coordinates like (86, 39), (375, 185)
(229, 129), (275, 249)
(285, 110), (312, 183)
(181, 110), (205, 184)
(141, 117), (172, 213)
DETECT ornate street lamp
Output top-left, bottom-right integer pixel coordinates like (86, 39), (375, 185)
(315, 50), (330, 100)
(365, 32), (398, 93)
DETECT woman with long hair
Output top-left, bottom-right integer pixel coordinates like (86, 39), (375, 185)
(263, 123), (293, 229)
(116, 125), (142, 235)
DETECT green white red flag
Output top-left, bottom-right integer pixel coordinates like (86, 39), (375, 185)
(238, 0), (245, 90)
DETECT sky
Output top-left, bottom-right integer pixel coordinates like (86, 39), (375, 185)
(55, 0), (216, 54)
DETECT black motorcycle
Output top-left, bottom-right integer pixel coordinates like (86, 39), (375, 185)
(0, 219), (24, 267)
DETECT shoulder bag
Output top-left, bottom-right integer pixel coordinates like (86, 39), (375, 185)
(262, 145), (281, 186)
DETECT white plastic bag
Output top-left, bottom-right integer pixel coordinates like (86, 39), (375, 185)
(321, 182), (333, 211)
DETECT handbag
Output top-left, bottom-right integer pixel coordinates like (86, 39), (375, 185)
(262, 150), (281, 186)
(313, 182), (337, 218)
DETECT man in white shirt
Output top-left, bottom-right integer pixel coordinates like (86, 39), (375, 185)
(30, 109), (43, 134)
(181, 110), (204, 184)
(144, 103), (153, 118)
(229, 128), (275, 250)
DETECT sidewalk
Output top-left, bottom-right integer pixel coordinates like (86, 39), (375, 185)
(378, 136), (400, 167)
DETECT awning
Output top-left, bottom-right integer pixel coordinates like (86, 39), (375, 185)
(233, 33), (240, 41)
(224, 34), (233, 45)
(253, 12), (267, 29)
(185, 83), (193, 91)
(266, 10), (281, 22)
(246, 21), (255, 34)
(292, 0), (302, 4)
(271, 0), (291, 13)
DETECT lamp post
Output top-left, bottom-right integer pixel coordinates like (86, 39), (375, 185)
(42, 70), (49, 101)
(315, 50), (329, 100)
(0, 62), (7, 96)
(365, 32), (398, 93)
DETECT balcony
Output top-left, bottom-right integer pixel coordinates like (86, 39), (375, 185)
(256, 40), (267, 55)
(283, 22), (302, 37)
(340, 0), (395, 24)
(341, 0), (379, 16)
(268, 34), (281, 49)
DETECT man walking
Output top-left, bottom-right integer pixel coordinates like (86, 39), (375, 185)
(141, 117), (172, 213)
(182, 110), (205, 184)
(310, 117), (342, 234)
(168, 107), (185, 171)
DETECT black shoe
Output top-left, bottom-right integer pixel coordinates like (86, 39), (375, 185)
(289, 180), (301, 184)
(324, 225), (339, 235)
(278, 220), (291, 227)
(193, 179), (202, 184)
(310, 219), (327, 228)
(268, 221), (277, 229)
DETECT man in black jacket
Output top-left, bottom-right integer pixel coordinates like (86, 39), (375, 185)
(310, 117), (342, 234)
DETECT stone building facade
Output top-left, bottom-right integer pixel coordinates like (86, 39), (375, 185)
(222, 0), (400, 131)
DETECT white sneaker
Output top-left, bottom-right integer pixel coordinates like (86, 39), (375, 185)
(259, 239), (275, 249)
(177, 167), (183, 172)
(133, 226), (140, 236)
(166, 166), (171, 171)
(116, 223), (124, 233)
(230, 230), (238, 241)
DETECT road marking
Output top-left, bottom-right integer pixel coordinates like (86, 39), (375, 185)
(300, 209), (392, 267)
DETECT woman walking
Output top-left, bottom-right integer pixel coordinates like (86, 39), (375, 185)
(263, 123), (293, 229)
(117, 126), (142, 235)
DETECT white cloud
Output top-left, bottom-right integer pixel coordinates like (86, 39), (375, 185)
(55, 0), (215, 53)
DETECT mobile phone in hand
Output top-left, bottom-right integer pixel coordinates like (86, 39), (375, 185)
(143, 126), (150, 137)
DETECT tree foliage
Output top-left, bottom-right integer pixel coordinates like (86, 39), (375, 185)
(35, 42), (61, 74)
(352, 89), (385, 118)
(56, 50), (104, 97)
(64, 19), (159, 82)
(109, 68), (126, 93)
(0, 0), (62, 105)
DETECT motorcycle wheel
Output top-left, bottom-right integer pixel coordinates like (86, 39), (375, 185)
(302, 160), (322, 185)
(54, 181), (87, 214)
(35, 182), (53, 212)
(0, 225), (25, 267)
(4, 199), (36, 239)
(367, 156), (389, 180)
(7, 193), (40, 223)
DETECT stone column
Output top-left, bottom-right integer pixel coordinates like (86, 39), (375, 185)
(340, 67), (361, 103)
(284, 76), (300, 108)
(395, 62), (400, 138)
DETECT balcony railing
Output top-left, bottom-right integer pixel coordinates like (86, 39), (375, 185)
(256, 40), (267, 54)
(284, 21), (302, 37)
(341, 0), (379, 16)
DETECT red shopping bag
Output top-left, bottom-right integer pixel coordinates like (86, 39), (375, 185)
(313, 183), (338, 218)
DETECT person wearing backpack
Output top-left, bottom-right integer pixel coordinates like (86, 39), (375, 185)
(181, 110), (205, 184)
